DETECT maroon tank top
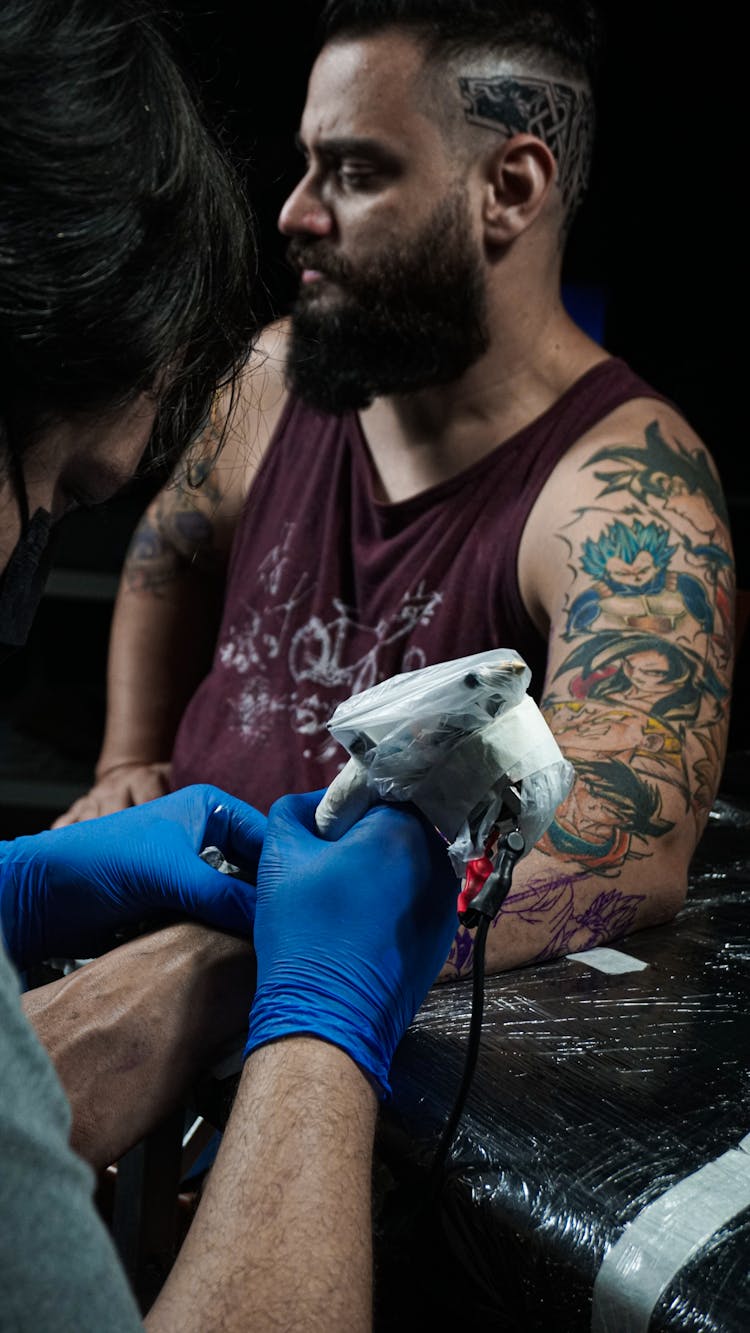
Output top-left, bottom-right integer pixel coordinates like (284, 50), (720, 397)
(171, 357), (664, 810)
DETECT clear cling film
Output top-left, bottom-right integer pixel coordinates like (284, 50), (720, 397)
(314, 649), (573, 876)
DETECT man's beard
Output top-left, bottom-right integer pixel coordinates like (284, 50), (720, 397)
(285, 191), (490, 414)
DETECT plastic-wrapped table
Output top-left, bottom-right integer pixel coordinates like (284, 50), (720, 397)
(373, 791), (750, 1332)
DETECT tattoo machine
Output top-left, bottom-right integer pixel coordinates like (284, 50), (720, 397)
(314, 648), (573, 924)
(315, 649), (573, 1181)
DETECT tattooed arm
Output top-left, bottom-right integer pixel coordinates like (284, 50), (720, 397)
(440, 399), (735, 978)
(54, 323), (290, 826)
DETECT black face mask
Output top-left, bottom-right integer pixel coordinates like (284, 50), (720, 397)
(0, 507), (55, 660)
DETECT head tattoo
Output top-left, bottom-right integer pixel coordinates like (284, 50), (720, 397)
(459, 73), (594, 220)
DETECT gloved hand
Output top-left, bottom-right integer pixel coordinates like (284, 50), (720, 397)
(0, 785), (266, 970)
(245, 790), (458, 1098)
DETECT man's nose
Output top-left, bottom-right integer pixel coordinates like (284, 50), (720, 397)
(278, 175), (334, 237)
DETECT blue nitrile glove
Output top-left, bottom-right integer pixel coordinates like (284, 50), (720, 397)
(0, 785), (266, 970)
(245, 790), (459, 1098)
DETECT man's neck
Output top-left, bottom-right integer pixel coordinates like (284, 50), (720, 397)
(359, 305), (607, 504)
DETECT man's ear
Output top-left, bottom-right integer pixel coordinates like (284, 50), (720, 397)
(481, 134), (558, 244)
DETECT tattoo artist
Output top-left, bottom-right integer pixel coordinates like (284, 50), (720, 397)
(0, 3), (458, 1330)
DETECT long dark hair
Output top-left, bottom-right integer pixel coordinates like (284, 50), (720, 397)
(0, 0), (257, 478)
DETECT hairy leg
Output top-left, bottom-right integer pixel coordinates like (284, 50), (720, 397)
(22, 923), (255, 1170)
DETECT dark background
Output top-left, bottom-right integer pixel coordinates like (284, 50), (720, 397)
(0, 2), (744, 833)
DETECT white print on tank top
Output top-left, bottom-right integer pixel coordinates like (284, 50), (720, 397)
(218, 522), (443, 765)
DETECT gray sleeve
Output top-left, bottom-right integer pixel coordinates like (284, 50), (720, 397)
(0, 946), (143, 1332)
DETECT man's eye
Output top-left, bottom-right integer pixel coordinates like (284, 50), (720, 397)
(337, 165), (375, 188)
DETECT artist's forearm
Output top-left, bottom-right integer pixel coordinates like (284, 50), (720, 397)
(23, 923), (255, 1169)
(147, 1038), (377, 1333)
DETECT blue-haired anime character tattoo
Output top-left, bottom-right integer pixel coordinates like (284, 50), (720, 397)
(588, 421), (733, 573)
(565, 518), (713, 639)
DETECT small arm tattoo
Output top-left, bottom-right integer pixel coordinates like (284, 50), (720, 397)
(123, 475), (222, 596)
(123, 515), (182, 595)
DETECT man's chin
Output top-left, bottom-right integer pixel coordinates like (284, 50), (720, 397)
(286, 294), (490, 413)
(284, 324), (369, 414)
(293, 286), (353, 325)
(285, 371), (376, 416)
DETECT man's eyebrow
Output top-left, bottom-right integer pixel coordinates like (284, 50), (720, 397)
(295, 133), (401, 166)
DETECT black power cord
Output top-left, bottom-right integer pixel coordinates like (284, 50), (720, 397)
(370, 820), (528, 1311)
(427, 826), (526, 1194)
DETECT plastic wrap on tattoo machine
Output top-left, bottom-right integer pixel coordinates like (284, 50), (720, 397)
(314, 649), (574, 873)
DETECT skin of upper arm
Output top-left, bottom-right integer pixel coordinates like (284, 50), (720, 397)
(439, 402), (735, 981)
(123, 320), (291, 595)
(520, 399), (735, 885)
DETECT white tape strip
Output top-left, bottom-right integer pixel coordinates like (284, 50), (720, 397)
(591, 1133), (750, 1333)
(567, 947), (648, 975)
(484, 695), (564, 781)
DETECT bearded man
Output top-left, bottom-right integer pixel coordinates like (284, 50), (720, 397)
(57, 0), (734, 979)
